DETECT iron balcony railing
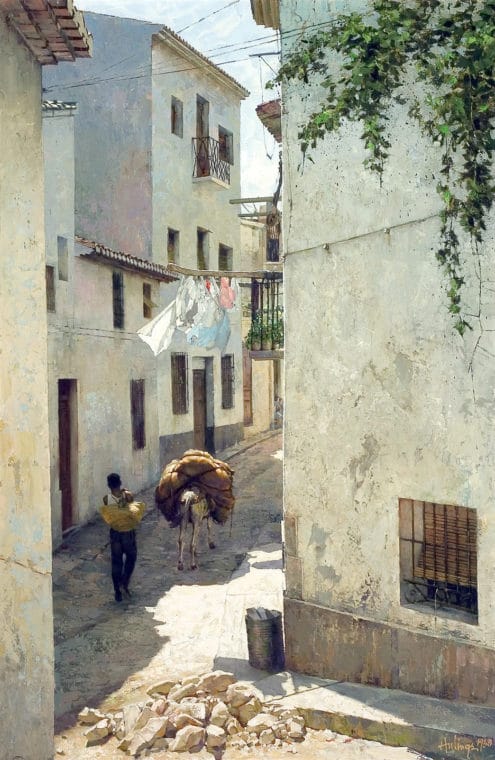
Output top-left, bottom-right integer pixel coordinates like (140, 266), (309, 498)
(245, 274), (284, 352)
(192, 136), (230, 185)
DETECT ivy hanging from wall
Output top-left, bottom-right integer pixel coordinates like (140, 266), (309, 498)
(272, 0), (495, 335)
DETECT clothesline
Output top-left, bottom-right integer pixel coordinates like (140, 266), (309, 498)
(166, 263), (282, 279)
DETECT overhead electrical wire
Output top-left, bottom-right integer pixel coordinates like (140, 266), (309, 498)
(43, 13), (371, 94)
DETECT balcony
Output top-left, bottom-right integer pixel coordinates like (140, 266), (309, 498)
(192, 137), (230, 188)
(245, 274), (284, 359)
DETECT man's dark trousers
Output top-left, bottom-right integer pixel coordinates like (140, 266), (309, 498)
(110, 528), (137, 593)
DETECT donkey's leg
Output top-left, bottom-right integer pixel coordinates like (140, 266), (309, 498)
(207, 516), (216, 550)
(177, 519), (185, 571)
(190, 514), (201, 570)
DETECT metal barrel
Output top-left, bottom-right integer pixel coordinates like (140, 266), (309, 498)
(245, 607), (285, 672)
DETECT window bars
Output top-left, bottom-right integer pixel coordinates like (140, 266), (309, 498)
(192, 136), (231, 184)
(130, 379), (146, 450)
(399, 498), (478, 615)
(221, 354), (235, 409)
(112, 270), (124, 329)
(171, 352), (188, 415)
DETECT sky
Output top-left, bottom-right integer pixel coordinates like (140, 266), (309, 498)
(76, 0), (281, 199)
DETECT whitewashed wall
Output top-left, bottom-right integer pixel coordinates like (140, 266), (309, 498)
(0, 14), (54, 759)
(282, 0), (495, 647)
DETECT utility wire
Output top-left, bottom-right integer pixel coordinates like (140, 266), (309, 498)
(43, 13), (372, 94)
(177, 0), (240, 34)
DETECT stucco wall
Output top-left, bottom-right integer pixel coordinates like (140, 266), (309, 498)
(43, 13), (162, 258)
(0, 13), (54, 759)
(282, 0), (495, 651)
(151, 35), (245, 452)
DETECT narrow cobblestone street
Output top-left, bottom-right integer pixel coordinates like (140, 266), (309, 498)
(52, 433), (432, 759)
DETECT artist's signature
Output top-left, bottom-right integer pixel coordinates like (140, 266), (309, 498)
(438, 735), (494, 758)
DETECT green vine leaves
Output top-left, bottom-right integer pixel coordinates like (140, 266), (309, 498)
(271, 0), (495, 335)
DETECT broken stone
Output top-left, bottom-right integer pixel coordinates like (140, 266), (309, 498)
(168, 681), (199, 701)
(287, 719), (306, 741)
(237, 697), (262, 726)
(210, 700), (230, 727)
(246, 713), (277, 735)
(168, 725), (205, 752)
(153, 737), (169, 750)
(126, 716), (168, 756)
(206, 724), (226, 749)
(146, 679), (175, 697)
(260, 728), (275, 745)
(83, 718), (111, 746)
(273, 721), (288, 740)
(196, 670), (236, 694)
(133, 706), (156, 732)
(173, 713), (204, 730)
(225, 716), (242, 735)
(151, 698), (168, 715)
(176, 699), (207, 724)
(122, 703), (144, 735)
(78, 706), (106, 725)
(225, 682), (261, 708)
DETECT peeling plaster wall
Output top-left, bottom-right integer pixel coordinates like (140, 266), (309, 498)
(282, 0), (495, 650)
(0, 13), (54, 759)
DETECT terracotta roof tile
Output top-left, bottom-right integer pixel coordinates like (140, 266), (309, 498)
(76, 237), (177, 282)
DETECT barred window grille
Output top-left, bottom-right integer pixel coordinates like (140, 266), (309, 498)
(46, 265), (56, 312)
(112, 271), (124, 329)
(219, 244), (233, 271)
(171, 352), (188, 414)
(399, 498), (478, 617)
(130, 379), (146, 450)
(221, 354), (235, 409)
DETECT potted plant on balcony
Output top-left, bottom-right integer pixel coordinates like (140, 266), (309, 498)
(271, 319), (284, 350)
(261, 322), (272, 351)
(246, 315), (262, 351)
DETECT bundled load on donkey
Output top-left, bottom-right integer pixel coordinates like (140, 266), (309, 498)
(155, 450), (235, 570)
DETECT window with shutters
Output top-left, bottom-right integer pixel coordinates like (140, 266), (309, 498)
(171, 96), (183, 137)
(197, 228), (208, 270)
(399, 498), (478, 620)
(218, 126), (233, 164)
(112, 270), (124, 328)
(130, 379), (146, 450)
(221, 354), (235, 409)
(219, 244), (233, 271)
(167, 228), (179, 264)
(143, 283), (153, 319)
(46, 265), (56, 312)
(171, 352), (188, 414)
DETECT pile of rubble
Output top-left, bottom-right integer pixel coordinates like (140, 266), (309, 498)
(78, 670), (306, 756)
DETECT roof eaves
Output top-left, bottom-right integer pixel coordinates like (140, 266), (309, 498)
(154, 27), (250, 100)
(76, 237), (177, 282)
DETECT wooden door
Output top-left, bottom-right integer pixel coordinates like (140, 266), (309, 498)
(243, 347), (253, 426)
(196, 96), (210, 176)
(58, 379), (76, 532)
(193, 369), (206, 450)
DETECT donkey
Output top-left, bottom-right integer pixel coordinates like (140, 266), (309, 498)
(175, 485), (216, 570)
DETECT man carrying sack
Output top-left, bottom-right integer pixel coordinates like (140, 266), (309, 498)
(100, 473), (146, 602)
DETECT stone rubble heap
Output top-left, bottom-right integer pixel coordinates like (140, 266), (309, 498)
(78, 670), (307, 756)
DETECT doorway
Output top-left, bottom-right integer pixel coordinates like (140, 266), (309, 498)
(193, 369), (206, 450)
(58, 379), (78, 532)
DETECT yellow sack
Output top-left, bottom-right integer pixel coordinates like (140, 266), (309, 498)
(99, 501), (146, 531)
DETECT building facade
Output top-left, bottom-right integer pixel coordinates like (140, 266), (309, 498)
(258, 0), (495, 704)
(0, 4), (91, 758)
(43, 13), (249, 542)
